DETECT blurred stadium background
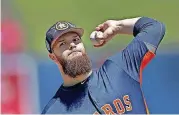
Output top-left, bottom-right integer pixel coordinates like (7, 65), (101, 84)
(1, 0), (179, 114)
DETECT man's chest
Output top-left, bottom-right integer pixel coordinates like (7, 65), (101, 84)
(87, 71), (147, 114)
(48, 87), (146, 114)
(48, 72), (147, 114)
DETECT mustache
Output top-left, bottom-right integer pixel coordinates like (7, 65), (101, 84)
(68, 49), (82, 56)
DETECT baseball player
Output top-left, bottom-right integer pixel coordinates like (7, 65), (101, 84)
(42, 17), (165, 114)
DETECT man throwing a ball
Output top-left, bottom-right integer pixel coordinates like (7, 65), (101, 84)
(42, 16), (165, 114)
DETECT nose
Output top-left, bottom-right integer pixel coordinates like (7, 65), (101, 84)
(69, 43), (76, 50)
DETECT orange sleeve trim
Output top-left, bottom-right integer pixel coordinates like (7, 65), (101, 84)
(139, 51), (155, 114)
(139, 51), (155, 84)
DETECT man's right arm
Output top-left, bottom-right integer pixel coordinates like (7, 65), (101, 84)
(116, 17), (166, 53)
(96, 17), (165, 53)
(103, 17), (166, 82)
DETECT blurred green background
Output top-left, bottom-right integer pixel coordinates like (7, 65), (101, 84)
(10, 0), (179, 55)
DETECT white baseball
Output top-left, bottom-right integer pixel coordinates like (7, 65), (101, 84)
(90, 31), (104, 46)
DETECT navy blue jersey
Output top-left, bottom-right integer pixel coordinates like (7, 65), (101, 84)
(42, 17), (165, 114)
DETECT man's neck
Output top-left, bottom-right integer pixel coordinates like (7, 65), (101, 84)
(62, 70), (92, 87)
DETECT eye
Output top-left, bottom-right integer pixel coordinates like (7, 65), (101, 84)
(73, 37), (80, 42)
(59, 42), (66, 46)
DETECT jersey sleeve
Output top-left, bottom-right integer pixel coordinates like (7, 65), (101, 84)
(108, 17), (166, 83)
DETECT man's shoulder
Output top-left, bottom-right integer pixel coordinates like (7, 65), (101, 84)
(41, 98), (57, 114)
(96, 51), (124, 73)
(41, 87), (63, 114)
(105, 51), (123, 67)
(42, 97), (68, 114)
(108, 51), (123, 59)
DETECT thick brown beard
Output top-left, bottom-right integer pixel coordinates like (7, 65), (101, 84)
(57, 53), (91, 78)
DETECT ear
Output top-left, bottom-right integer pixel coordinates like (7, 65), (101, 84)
(49, 53), (59, 64)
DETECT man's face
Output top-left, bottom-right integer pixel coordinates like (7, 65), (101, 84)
(51, 32), (91, 78)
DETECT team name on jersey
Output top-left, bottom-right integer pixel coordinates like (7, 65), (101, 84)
(93, 95), (132, 114)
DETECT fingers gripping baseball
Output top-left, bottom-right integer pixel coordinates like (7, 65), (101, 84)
(96, 21), (119, 39)
(95, 22), (109, 32)
(91, 20), (120, 47)
(103, 27), (117, 40)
